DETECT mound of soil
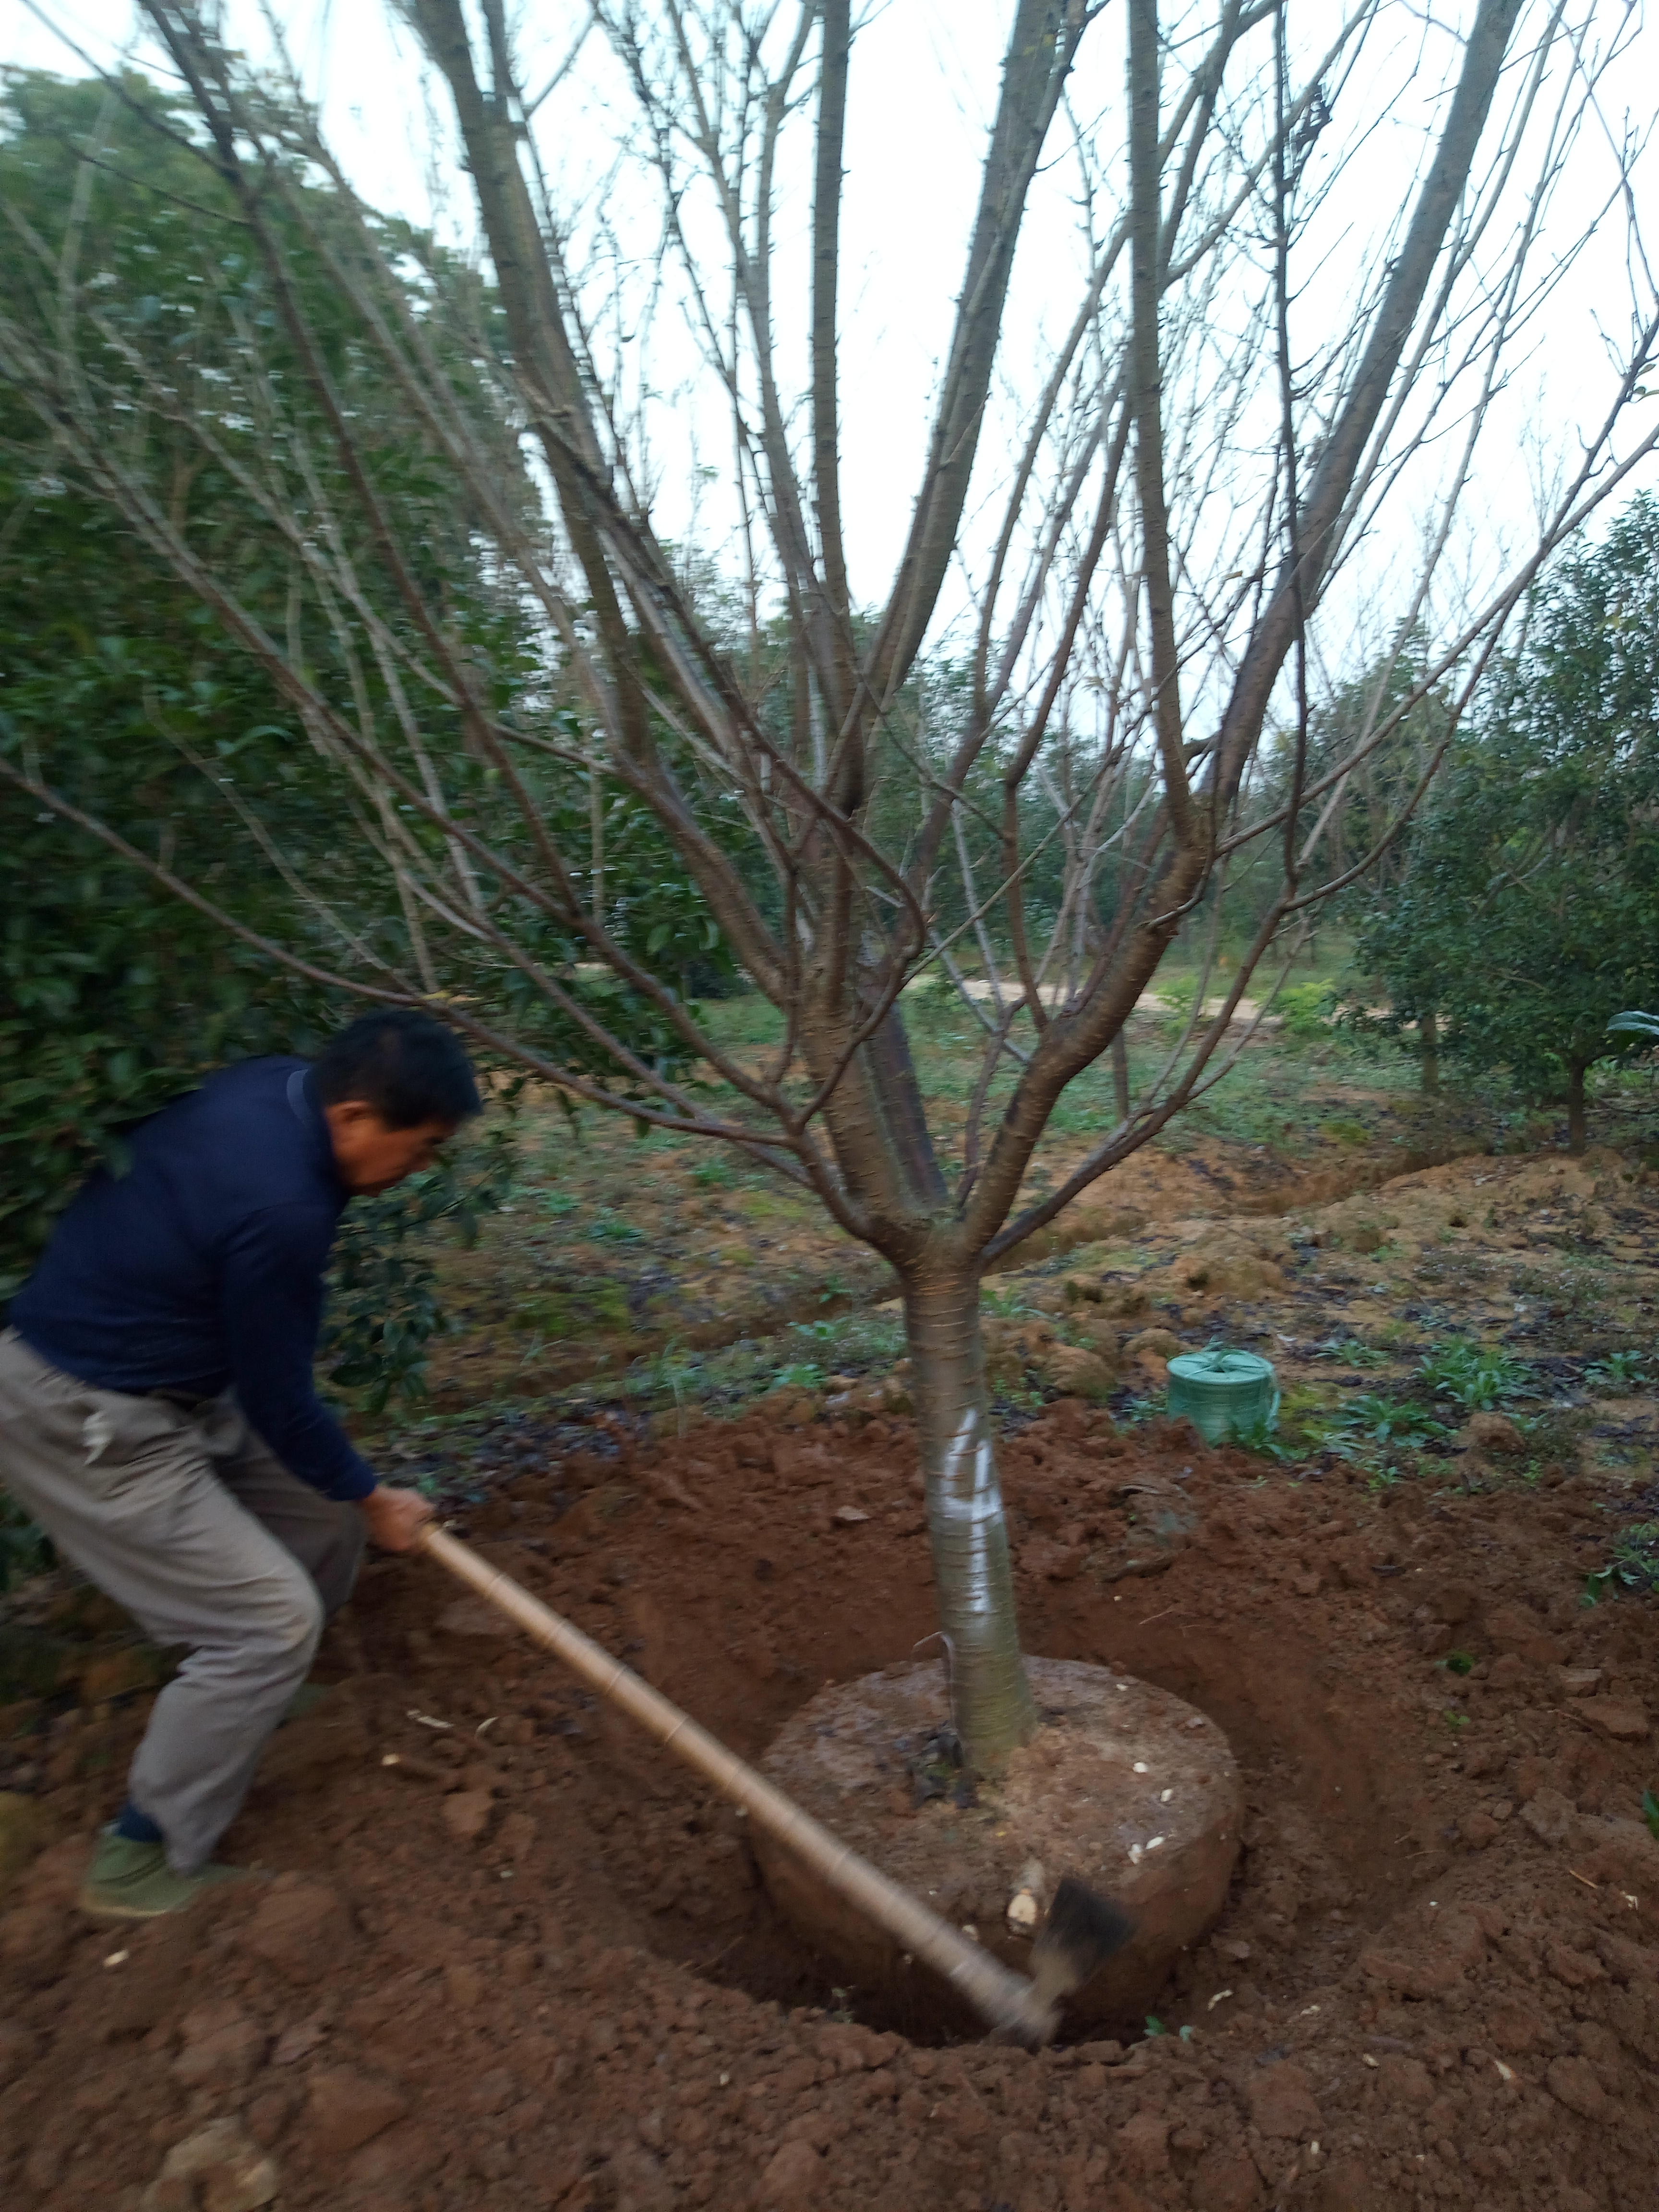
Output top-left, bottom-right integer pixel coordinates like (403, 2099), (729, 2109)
(753, 1659), (1241, 2035)
(3, 1398), (1659, 2212)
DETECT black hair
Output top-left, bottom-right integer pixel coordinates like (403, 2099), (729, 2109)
(312, 1009), (483, 1128)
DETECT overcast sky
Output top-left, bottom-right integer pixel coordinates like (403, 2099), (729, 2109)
(7, 1), (1658, 678)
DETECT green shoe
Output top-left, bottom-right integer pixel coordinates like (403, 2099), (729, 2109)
(77, 1829), (255, 1921)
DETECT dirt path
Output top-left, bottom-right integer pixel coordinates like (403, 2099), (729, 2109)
(4, 1143), (1659, 2212)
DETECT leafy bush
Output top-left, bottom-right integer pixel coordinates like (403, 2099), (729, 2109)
(322, 1121), (517, 1415)
(1275, 981), (1334, 1042)
(1158, 975), (1200, 1028)
(1342, 497), (1659, 1150)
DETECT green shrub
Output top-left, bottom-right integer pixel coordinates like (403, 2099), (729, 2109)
(1276, 981), (1334, 1041)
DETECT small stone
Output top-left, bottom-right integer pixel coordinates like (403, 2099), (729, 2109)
(1020, 1536), (1085, 1581)
(173, 2004), (266, 2088)
(497, 1811), (538, 1862)
(1545, 1943), (1603, 1989)
(241, 1880), (355, 1986)
(1520, 1788), (1576, 1845)
(243, 2086), (294, 2151)
(435, 1599), (514, 1644)
(1116, 2108), (1170, 2174)
(1247, 2060), (1322, 2140)
(441, 1790), (496, 1842)
(1545, 2054), (1609, 2120)
(1035, 1342), (1117, 1401)
(1006, 1888), (1039, 1933)
(1556, 1668), (1603, 1699)
(1358, 1911), (1484, 2000)
(445, 1961), (486, 2008)
(1375, 2055), (1433, 2108)
(139, 2118), (277, 2212)
(831, 1506), (870, 1525)
(757, 2138), (825, 2203)
(307, 2066), (409, 2157)
(471, 2065), (521, 2116)
(1486, 1995), (1542, 2054)
(1580, 1700), (1649, 1743)
(1429, 1580), (1479, 1623)
(1188, 2142), (1264, 2212)
(1484, 1603), (1568, 1668)
(271, 2015), (327, 2067)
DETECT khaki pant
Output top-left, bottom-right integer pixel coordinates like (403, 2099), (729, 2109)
(0, 1328), (363, 1872)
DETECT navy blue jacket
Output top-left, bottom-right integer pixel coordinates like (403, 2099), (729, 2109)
(12, 1058), (376, 1501)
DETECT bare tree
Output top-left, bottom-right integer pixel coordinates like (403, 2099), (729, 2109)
(4, 0), (1656, 1766)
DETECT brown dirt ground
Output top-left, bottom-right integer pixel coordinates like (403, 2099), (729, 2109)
(5, 1345), (1659, 2212)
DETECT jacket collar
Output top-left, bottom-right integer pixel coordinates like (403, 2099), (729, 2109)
(287, 1064), (350, 1205)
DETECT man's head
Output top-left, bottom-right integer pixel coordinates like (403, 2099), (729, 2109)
(313, 1010), (483, 1194)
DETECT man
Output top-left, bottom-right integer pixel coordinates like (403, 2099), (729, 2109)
(0, 1007), (481, 1917)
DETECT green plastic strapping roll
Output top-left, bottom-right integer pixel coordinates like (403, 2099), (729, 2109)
(1165, 1347), (1279, 1443)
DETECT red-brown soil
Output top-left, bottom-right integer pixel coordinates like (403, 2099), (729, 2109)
(4, 1397), (1659, 2212)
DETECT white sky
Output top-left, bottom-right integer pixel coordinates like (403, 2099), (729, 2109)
(6, 0), (1658, 677)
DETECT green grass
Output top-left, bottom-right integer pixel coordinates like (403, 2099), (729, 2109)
(1328, 1392), (1454, 1452)
(510, 1280), (633, 1339)
(696, 966), (1421, 1166)
(589, 1210), (646, 1245)
(1584, 1522), (1659, 1604)
(604, 1308), (909, 1424)
(1418, 1339), (1534, 1412)
(1586, 1349), (1652, 1390)
(1312, 1336), (1390, 1368)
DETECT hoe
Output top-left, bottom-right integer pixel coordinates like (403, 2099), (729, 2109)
(421, 1525), (1132, 2048)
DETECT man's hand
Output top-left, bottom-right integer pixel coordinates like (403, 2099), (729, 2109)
(360, 1484), (435, 1553)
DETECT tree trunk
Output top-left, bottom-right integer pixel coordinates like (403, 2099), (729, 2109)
(902, 1257), (1036, 1774)
(1566, 1061), (1587, 1155)
(1419, 1008), (1440, 1095)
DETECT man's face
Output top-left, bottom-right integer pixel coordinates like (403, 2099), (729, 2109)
(323, 1101), (457, 1194)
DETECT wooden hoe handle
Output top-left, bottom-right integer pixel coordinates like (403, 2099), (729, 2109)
(419, 1524), (1057, 2046)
